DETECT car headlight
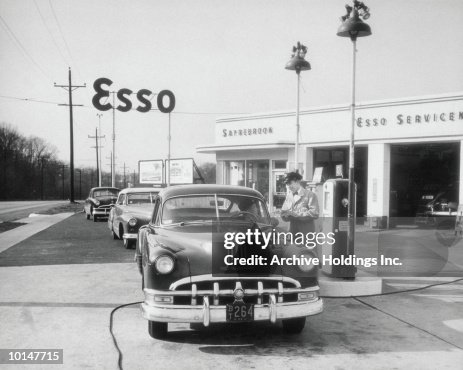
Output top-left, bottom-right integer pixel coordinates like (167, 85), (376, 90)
(298, 253), (317, 273)
(128, 218), (137, 227)
(154, 255), (175, 274)
(298, 259), (316, 273)
(94, 200), (100, 206)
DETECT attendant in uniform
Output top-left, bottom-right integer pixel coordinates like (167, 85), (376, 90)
(281, 171), (319, 233)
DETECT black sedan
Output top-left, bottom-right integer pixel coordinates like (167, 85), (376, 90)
(135, 184), (323, 339)
(84, 187), (120, 222)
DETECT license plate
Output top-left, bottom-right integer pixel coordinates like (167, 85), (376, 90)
(226, 301), (254, 322)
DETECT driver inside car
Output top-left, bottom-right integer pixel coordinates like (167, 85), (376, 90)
(230, 197), (261, 223)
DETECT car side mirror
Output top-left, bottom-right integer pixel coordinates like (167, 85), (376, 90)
(270, 217), (279, 227)
(448, 201), (458, 211)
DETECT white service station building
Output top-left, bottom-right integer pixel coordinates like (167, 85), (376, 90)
(198, 92), (463, 226)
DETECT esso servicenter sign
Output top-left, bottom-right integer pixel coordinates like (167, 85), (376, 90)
(92, 77), (175, 113)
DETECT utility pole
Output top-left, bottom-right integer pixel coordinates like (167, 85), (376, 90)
(55, 68), (85, 203)
(88, 128), (105, 186)
(40, 157), (46, 200)
(96, 113), (104, 187)
(121, 162), (127, 188)
(61, 164), (66, 200)
(111, 92), (116, 188)
(167, 113), (171, 186)
(133, 169), (136, 186)
(107, 152), (114, 187)
(76, 168), (82, 200)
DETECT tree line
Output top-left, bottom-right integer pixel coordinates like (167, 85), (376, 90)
(1, 122), (104, 200)
(0, 122), (216, 201)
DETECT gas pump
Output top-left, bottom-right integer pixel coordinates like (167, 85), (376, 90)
(320, 179), (356, 278)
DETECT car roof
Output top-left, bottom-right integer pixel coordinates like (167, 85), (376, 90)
(91, 187), (120, 191)
(118, 187), (161, 194)
(158, 184), (264, 199)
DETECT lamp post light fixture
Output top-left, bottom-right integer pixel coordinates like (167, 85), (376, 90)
(285, 42), (311, 173)
(337, 0), (371, 278)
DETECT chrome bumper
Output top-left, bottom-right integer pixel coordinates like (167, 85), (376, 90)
(141, 296), (323, 326)
(93, 208), (110, 216)
(123, 233), (137, 240)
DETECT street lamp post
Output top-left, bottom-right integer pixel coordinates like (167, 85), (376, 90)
(285, 42), (311, 173)
(337, 1), (371, 277)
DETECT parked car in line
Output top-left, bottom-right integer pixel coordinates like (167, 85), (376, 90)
(135, 184), (323, 339)
(415, 183), (459, 225)
(84, 187), (120, 222)
(108, 187), (159, 249)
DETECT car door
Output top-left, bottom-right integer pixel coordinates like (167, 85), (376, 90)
(113, 193), (126, 233)
(85, 190), (93, 214)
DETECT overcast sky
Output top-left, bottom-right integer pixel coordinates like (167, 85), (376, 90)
(1, 0), (462, 173)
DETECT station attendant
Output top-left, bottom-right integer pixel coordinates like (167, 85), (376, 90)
(281, 171), (319, 233)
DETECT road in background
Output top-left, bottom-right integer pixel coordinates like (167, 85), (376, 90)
(0, 201), (68, 222)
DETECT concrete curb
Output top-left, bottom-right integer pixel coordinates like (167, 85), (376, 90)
(319, 276), (383, 297)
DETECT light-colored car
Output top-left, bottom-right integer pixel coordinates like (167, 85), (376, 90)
(108, 187), (159, 248)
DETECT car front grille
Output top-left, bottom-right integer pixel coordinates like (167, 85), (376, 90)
(96, 205), (111, 210)
(168, 275), (314, 306)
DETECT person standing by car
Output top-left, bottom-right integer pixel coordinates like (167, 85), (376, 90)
(281, 171), (319, 233)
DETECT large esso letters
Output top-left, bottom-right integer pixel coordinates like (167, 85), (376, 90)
(92, 78), (175, 113)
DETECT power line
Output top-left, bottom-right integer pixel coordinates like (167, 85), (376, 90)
(48, 0), (75, 68)
(48, 0), (89, 102)
(0, 14), (52, 82)
(33, 0), (70, 66)
(0, 94), (250, 115)
(0, 94), (61, 105)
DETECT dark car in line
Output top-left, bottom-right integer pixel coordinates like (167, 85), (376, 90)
(135, 184), (323, 339)
(108, 187), (159, 249)
(415, 184), (459, 225)
(84, 187), (120, 222)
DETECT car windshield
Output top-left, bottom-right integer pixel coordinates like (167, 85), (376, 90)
(127, 193), (157, 205)
(161, 195), (270, 225)
(93, 189), (118, 198)
(434, 189), (458, 204)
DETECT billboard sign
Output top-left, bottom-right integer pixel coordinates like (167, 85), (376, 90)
(139, 160), (164, 184)
(166, 158), (194, 184)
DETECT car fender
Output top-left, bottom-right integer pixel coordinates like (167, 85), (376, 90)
(117, 221), (126, 239)
(136, 225), (150, 260)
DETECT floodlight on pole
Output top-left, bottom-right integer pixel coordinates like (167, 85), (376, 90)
(285, 42), (311, 173)
(337, 0), (371, 278)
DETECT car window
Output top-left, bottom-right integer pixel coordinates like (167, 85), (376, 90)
(127, 192), (157, 205)
(93, 189), (119, 198)
(435, 189), (458, 204)
(152, 197), (161, 225)
(117, 194), (126, 205)
(161, 195), (270, 225)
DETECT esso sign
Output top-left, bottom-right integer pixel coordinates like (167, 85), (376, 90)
(92, 77), (175, 113)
